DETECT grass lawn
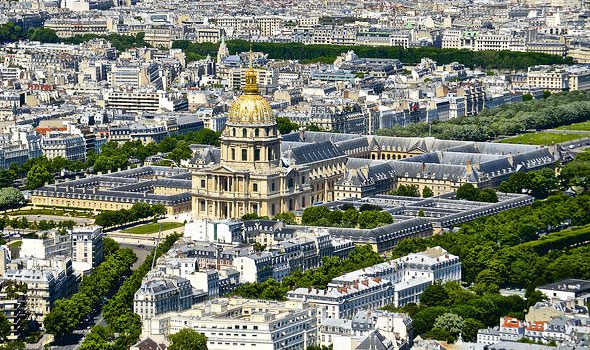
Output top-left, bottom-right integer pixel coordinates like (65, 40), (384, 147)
(556, 120), (590, 131)
(500, 132), (584, 145)
(121, 222), (184, 234)
(5, 208), (96, 218)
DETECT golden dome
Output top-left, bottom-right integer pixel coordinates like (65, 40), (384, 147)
(227, 50), (275, 125)
(228, 93), (274, 124)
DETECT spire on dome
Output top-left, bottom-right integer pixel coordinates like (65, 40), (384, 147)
(244, 45), (258, 94)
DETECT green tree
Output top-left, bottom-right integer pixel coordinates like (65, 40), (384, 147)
(276, 117), (299, 135)
(0, 312), (10, 341)
(274, 212), (297, 224)
(391, 184), (420, 197)
(463, 318), (486, 342)
(359, 204), (382, 212)
(433, 313), (464, 335)
(302, 206), (331, 225)
(0, 170), (16, 188)
(522, 93), (533, 101)
(477, 188), (498, 203)
(26, 163), (53, 189)
(0, 187), (25, 210)
(422, 186), (434, 198)
(27, 27), (60, 42)
(456, 183), (479, 201)
(169, 141), (192, 163)
(420, 283), (450, 307)
(168, 328), (208, 350)
(357, 210), (393, 229)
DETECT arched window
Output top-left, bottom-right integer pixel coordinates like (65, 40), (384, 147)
(255, 128), (260, 137)
(242, 128), (247, 138)
(232, 128), (236, 137)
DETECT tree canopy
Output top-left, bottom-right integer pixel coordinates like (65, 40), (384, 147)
(172, 39), (572, 69)
(377, 91), (590, 141)
(168, 329), (208, 350)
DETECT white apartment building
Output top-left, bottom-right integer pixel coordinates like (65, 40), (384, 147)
(399, 246), (461, 283)
(41, 131), (87, 161)
(103, 91), (188, 113)
(143, 298), (318, 350)
(133, 274), (194, 321)
(290, 247), (460, 315)
(70, 225), (104, 273)
(287, 278), (394, 322)
(184, 220), (243, 244)
(19, 226), (104, 274)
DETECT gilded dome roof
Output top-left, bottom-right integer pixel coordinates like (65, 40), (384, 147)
(228, 93), (274, 124)
(227, 51), (275, 125)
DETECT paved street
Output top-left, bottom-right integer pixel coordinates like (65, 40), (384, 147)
(48, 243), (152, 350)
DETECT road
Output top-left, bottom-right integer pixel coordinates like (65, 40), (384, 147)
(49, 243), (152, 350)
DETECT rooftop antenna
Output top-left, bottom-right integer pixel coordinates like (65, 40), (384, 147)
(151, 222), (162, 270)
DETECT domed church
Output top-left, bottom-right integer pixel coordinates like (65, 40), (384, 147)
(191, 53), (313, 220)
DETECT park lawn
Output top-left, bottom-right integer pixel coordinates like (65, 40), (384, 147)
(556, 120), (590, 131)
(5, 208), (96, 218)
(500, 132), (584, 145)
(121, 222), (184, 234)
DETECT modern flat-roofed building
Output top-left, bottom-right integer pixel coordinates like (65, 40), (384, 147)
(537, 279), (590, 303)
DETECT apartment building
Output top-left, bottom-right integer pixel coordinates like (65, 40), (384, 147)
(1, 258), (77, 323)
(319, 310), (413, 350)
(70, 226), (104, 273)
(527, 66), (570, 92)
(133, 274), (194, 321)
(143, 298), (318, 350)
(44, 17), (111, 37)
(19, 226), (104, 274)
(103, 91), (188, 113)
(41, 131), (87, 161)
(0, 280), (28, 340)
(287, 278), (394, 322)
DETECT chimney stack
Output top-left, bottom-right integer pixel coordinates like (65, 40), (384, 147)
(466, 160), (472, 175)
(299, 127), (305, 141)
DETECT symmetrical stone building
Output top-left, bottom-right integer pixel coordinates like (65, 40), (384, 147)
(191, 58), (313, 219)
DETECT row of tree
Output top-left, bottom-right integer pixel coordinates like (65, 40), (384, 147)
(0, 216), (76, 232)
(92, 129), (220, 174)
(301, 204), (393, 229)
(377, 91), (590, 141)
(44, 245), (137, 339)
(230, 244), (384, 300)
(389, 184), (432, 197)
(172, 39), (573, 70)
(80, 233), (181, 349)
(390, 193), (590, 290)
(94, 202), (167, 229)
